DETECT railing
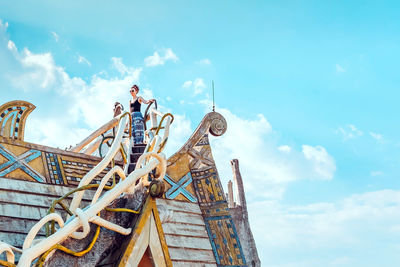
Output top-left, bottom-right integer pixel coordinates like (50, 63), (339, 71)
(0, 105), (173, 267)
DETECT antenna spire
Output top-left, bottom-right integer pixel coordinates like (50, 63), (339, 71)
(212, 80), (215, 112)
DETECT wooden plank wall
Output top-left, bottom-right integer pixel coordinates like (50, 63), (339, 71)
(0, 178), (94, 262)
(156, 198), (217, 267)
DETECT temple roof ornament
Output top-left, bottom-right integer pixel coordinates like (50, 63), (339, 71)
(0, 100), (36, 141)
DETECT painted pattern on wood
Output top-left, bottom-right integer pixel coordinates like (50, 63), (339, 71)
(0, 100), (35, 141)
(0, 144), (45, 182)
(192, 167), (225, 205)
(190, 136), (247, 266)
(164, 172), (197, 202)
(0, 138), (117, 186)
(205, 215), (246, 266)
(165, 112), (247, 266)
(45, 152), (65, 185)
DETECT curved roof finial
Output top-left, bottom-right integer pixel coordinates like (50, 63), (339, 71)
(0, 100), (36, 141)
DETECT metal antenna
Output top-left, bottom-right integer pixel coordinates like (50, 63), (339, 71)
(212, 80), (215, 112)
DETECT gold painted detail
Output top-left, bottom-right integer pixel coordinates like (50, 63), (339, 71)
(0, 100), (36, 141)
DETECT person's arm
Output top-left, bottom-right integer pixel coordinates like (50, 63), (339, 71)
(139, 96), (155, 104)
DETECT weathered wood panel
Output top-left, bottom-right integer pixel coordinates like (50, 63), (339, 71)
(156, 198), (201, 214)
(0, 202), (48, 220)
(171, 261), (216, 267)
(0, 178), (95, 201)
(0, 190), (73, 208)
(155, 198), (217, 265)
(0, 177), (95, 257)
(0, 216), (44, 235)
(168, 247), (216, 263)
(0, 232), (37, 248)
(164, 234), (212, 250)
(164, 211), (204, 225)
(161, 222), (208, 238)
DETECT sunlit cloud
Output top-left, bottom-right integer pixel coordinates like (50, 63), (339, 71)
(78, 54), (91, 66)
(182, 78), (206, 95)
(336, 124), (363, 140)
(370, 132), (383, 143)
(51, 31), (59, 42)
(144, 48), (178, 67)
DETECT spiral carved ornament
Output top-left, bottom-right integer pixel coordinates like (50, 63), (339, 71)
(209, 112), (227, 137)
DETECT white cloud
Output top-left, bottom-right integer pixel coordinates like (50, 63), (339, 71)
(7, 40), (16, 51)
(197, 58), (211, 65)
(302, 145), (336, 180)
(182, 80), (192, 88)
(336, 124), (363, 140)
(111, 57), (134, 75)
(0, 27), (143, 147)
(278, 145), (292, 153)
(163, 114), (193, 157)
(0, 19), (9, 29)
(51, 31), (59, 42)
(182, 78), (206, 95)
(78, 54), (91, 66)
(336, 64), (346, 72)
(144, 48), (178, 67)
(249, 190), (400, 265)
(15, 49), (64, 90)
(207, 106), (336, 200)
(370, 132), (383, 143)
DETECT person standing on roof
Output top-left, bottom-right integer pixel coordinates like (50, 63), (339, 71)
(129, 84), (155, 145)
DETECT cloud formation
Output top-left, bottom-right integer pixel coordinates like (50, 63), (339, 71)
(182, 78), (206, 95)
(197, 58), (211, 65)
(208, 106), (336, 200)
(336, 124), (363, 140)
(78, 54), (91, 66)
(369, 132), (383, 143)
(144, 48), (178, 67)
(51, 31), (59, 42)
(250, 189), (400, 266)
(0, 27), (142, 147)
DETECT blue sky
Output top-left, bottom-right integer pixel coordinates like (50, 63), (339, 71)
(1, 1), (400, 266)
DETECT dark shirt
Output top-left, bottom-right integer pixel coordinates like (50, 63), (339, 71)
(130, 99), (141, 112)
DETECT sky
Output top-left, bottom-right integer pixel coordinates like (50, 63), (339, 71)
(1, 1), (400, 266)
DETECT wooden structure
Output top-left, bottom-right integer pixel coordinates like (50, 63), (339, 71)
(0, 100), (258, 267)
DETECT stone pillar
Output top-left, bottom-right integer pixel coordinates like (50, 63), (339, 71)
(228, 180), (235, 208)
(229, 159), (261, 267)
(231, 159), (246, 210)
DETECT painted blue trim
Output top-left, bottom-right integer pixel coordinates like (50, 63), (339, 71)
(204, 219), (221, 265)
(204, 214), (247, 266)
(164, 173), (197, 202)
(0, 144), (44, 182)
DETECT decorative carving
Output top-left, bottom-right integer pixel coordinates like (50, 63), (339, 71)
(0, 100), (36, 141)
(165, 112), (247, 266)
(168, 112), (227, 167)
(204, 215), (246, 266)
(0, 144), (45, 183)
(164, 173), (197, 203)
(188, 146), (214, 170)
(209, 112), (227, 137)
